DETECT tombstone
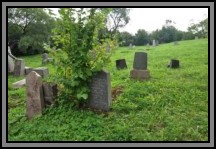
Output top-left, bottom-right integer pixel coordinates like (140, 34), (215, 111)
(32, 67), (49, 77)
(130, 52), (150, 80)
(116, 59), (127, 70)
(106, 43), (110, 52)
(8, 56), (14, 74)
(12, 79), (26, 88)
(42, 53), (49, 64)
(174, 41), (178, 45)
(168, 59), (180, 68)
(195, 36), (198, 40)
(25, 67), (33, 75)
(14, 59), (25, 77)
(43, 82), (58, 107)
(87, 70), (112, 111)
(26, 71), (44, 120)
(156, 40), (159, 46)
(152, 40), (156, 46)
(129, 43), (132, 49)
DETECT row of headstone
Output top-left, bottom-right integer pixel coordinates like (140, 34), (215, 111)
(26, 70), (112, 120)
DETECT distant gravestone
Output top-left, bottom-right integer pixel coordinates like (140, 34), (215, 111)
(156, 40), (159, 46)
(42, 53), (49, 64)
(43, 82), (58, 107)
(130, 52), (150, 80)
(116, 59), (127, 70)
(174, 41), (178, 45)
(195, 36), (198, 40)
(32, 67), (49, 77)
(26, 71), (44, 120)
(87, 70), (112, 111)
(152, 40), (156, 46)
(168, 59), (180, 68)
(8, 56), (14, 74)
(129, 43), (132, 49)
(14, 59), (25, 77)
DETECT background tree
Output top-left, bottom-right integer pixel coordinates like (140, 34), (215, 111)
(134, 29), (149, 46)
(8, 8), (56, 56)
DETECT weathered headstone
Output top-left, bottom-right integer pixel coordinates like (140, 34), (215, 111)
(42, 53), (49, 64)
(130, 52), (150, 80)
(25, 67), (33, 75)
(133, 52), (147, 70)
(32, 67), (49, 77)
(8, 56), (14, 73)
(168, 59), (180, 68)
(43, 82), (58, 106)
(174, 41), (178, 45)
(195, 36), (198, 40)
(26, 71), (44, 120)
(116, 59), (127, 70)
(152, 40), (156, 46)
(12, 79), (26, 88)
(14, 59), (25, 77)
(87, 70), (112, 111)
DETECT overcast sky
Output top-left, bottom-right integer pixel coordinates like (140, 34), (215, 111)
(51, 8), (208, 35)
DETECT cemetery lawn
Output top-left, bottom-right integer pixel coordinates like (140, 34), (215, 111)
(8, 39), (208, 141)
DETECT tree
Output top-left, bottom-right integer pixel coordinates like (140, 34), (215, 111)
(118, 31), (134, 46)
(134, 29), (149, 46)
(188, 17), (208, 38)
(49, 8), (114, 105)
(8, 8), (56, 55)
(106, 8), (130, 39)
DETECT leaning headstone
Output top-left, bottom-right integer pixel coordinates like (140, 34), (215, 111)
(130, 52), (150, 80)
(87, 70), (112, 111)
(43, 82), (58, 107)
(116, 59), (127, 70)
(32, 67), (49, 77)
(26, 71), (44, 120)
(8, 56), (14, 74)
(12, 79), (26, 88)
(152, 40), (156, 46)
(25, 67), (33, 75)
(168, 59), (180, 68)
(14, 59), (25, 77)
(42, 53), (49, 64)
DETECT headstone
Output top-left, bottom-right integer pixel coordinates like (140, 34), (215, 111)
(32, 67), (49, 77)
(132, 45), (136, 48)
(133, 52), (147, 70)
(106, 44), (110, 52)
(12, 79), (26, 88)
(129, 43), (132, 49)
(156, 40), (159, 46)
(87, 70), (112, 111)
(168, 59), (180, 68)
(42, 53), (49, 64)
(152, 40), (156, 46)
(174, 41), (178, 45)
(195, 36), (198, 40)
(116, 59), (127, 70)
(25, 67), (33, 75)
(14, 59), (25, 77)
(8, 55), (14, 73)
(130, 52), (150, 80)
(43, 82), (58, 107)
(26, 71), (44, 120)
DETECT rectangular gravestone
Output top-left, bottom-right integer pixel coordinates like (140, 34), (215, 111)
(169, 59), (180, 68)
(25, 67), (33, 75)
(32, 67), (49, 77)
(133, 52), (147, 70)
(8, 55), (14, 74)
(43, 82), (58, 107)
(116, 59), (127, 70)
(87, 70), (112, 111)
(14, 59), (25, 77)
(152, 40), (156, 46)
(129, 43), (132, 49)
(131, 52), (150, 80)
(26, 71), (44, 120)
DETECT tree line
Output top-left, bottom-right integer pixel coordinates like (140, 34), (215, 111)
(8, 8), (208, 56)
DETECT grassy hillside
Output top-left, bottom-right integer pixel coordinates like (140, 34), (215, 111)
(8, 39), (208, 141)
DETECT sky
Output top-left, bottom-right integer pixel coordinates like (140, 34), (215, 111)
(51, 8), (208, 35)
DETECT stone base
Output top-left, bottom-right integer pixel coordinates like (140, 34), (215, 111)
(130, 69), (150, 80)
(32, 67), (49, 77)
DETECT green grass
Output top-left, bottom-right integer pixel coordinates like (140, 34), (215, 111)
(8, 39), (208, 141)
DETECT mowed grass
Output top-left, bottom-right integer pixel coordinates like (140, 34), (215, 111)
(8, 39), (208, 141)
